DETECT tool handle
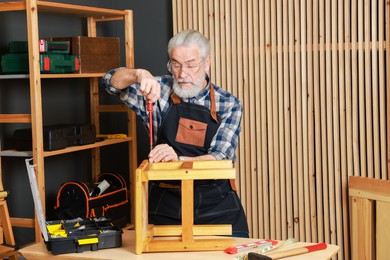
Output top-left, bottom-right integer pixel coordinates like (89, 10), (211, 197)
(267, 243), (327, 259)
(147, 103), (153, 112)
(147, 103), (153, 151)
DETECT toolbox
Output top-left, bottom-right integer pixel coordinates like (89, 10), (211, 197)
(52, 36), (120, 73)
(40, 54), (79, 73)
(25, 160), (123, 255)
(45, 217), (122, 255)
(1, 53), (79, 74)
(7, 40), (70, 53)
(13, 124), (96, 151)
(0, 53), (29, 73)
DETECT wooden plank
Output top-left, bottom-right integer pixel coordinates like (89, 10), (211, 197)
(358, 0), (367, 177)
(377, 201), (390, 259)
(26, 0), (45, 242)
(372, 0), (380, 180)
(349, 176), (390, 202)
(333, 0), (343, 256)
(365, 0), (374, 178)
(270, 0), (280, 240)
(283, 0), (293, 240)
(312, 0), (323, 243)
(276, 0), (284, 240)
(342, 1), (351, 259)
(288, 0), (298, 241)
(301, 0), (310, 242)
(259, 0), (267, 239)
(326, 0), (335, 245)
(247, 0), (258, 239)
(295, 0), (304, 242)
(387, 0), (390, 179)
(181, 180), (194, 242)
(0, 114), (31, 123)
(265, 0), (273, 239)
(153, 225), (232, 236)
(351, 0), (361, 177)
(350, 197), (374, 259)
(306, 0), (317, 243)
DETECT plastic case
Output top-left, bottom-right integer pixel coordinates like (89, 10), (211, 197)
(13, 124), (96, 151)
(45, 217), (122, 255)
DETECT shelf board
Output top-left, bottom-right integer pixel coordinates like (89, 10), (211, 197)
(0, 73), (105, 79)
(0, 1), (127, 19)
(0, 138), (133, 158)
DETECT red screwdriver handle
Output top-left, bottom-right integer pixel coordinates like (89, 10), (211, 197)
(147, 103), (153, 151)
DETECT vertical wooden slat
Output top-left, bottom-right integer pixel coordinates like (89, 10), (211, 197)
(219, 1), (226, 91)
(259, 0), (267, 240)
(247, 0), (258, 240)
(387, 0), (390, 179)
(358, 0), (367, 177)
(265, 0), (275, 239)
(259, 0), (269, 239)
(213, 0), (221, 86)
(352, 0), (360, 177)
(295, 0), (305, 242)
(372, 0), (380, 180)
(301, 0), (311, 242)
(288, 0), (299, 241)
(306, 0), (317, 243)
(365, 0), (374, 178)
(342, 1), (351, 259)
(333, 0), (343, 257)
(276, 0), (285, 241)
(282, 0), (293, 240)
(319, 0), (330, 244)
(252, 0), (261, 240)
(270, 0), (280, 239)
(313, 0), (323, 243)
(326, 0), (336, 246)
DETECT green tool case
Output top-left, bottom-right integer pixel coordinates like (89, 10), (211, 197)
(1, 53), (79, 74)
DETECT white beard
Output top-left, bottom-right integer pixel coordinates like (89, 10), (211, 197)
(172, 74), (206, 98)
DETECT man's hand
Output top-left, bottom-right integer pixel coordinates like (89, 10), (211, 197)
(136, 69), (160, 103)
(110, 68), (160, 103)
(148, 144), (179, 163)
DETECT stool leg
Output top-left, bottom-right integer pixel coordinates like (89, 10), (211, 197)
(0, 200), (17, 260)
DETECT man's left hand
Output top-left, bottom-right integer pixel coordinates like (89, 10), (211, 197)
(148, 144), (179, 163)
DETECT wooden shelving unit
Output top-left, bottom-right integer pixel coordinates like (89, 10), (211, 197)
(0, 0), (137, 241)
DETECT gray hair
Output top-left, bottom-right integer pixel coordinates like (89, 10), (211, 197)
(167, 29), (210, 59)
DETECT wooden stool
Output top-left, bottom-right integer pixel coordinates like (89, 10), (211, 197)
(134, 160), (236, 254)
(0, 191), (18, 259)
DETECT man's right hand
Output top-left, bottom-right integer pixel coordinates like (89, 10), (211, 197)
(136, 69), (161, 103)
(110, 68), (161, 103)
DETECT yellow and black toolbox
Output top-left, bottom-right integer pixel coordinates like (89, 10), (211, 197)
(25, 159), (123, 256)
(45, 217), (122, 255)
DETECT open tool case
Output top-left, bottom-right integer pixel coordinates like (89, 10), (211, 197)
(45, 217), (122, 255)
(25, 159), (122, 255)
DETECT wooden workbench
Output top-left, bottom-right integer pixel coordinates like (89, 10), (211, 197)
(19, 229), (340, 259)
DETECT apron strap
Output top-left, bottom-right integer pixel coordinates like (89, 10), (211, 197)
(170, 85), (219, 123)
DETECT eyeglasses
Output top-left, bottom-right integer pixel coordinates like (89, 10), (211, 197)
(167, 59), (205, 74)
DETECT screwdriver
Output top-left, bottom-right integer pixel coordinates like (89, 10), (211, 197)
(147, 102), (153, 152)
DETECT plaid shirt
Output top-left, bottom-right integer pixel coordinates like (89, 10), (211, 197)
(102, 68), (242, 161)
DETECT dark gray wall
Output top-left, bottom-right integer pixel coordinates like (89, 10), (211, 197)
(0, 0), (172, 246)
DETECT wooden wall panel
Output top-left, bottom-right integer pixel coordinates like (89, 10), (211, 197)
(172, 1), (389, 259)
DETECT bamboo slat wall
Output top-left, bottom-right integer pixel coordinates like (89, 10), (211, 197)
(172, 1), (389, 260)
